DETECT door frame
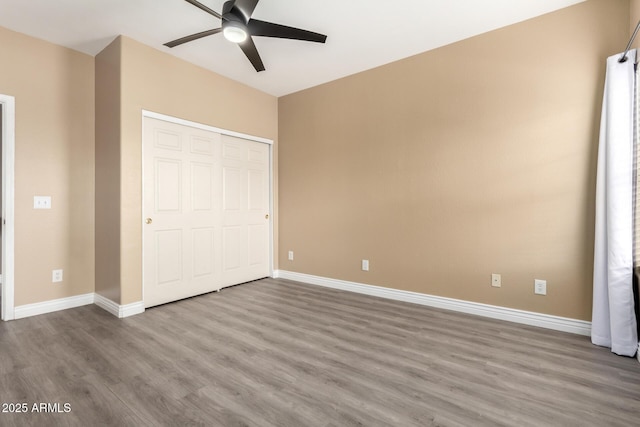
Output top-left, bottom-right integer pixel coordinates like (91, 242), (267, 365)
(141, 110), (275, 303)
(1, 95), (16, 321)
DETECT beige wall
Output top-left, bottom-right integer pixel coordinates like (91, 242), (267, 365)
(278, 0), (628, 321)
(95, 38), (122, 302)
(0, 0), (629, 319)
(98, 36), (278, 304)
(0, 26), (95, 306)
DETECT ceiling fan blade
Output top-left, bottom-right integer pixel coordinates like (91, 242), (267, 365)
(233, 0), (260, 20)
(184, 0), (223, 20)
(247, 19), (327, 43)
(164, 28), (222, 48)
(238, 37), (265, 72)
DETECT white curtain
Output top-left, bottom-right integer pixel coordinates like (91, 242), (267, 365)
(592, 49), (638, 357)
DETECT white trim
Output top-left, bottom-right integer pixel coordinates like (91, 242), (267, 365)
(269, 143), (274, 278)
(14, 293), (94, 320)
(12, 293), (145, 320)
(142, 110), (273, 145)
(0, 94), (16, 321)
(93, 294), (121, 317)
(637, 343), (640, 363)
(120, 301), (145, 318)
(274, 270), (592, 336)
(94, 294), (145, 318)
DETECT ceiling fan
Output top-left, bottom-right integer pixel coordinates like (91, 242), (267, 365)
(164, 0), (327, 72)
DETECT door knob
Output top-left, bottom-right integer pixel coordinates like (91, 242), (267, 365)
(265, 214), (269, 219)
(145, 218), (153, 224)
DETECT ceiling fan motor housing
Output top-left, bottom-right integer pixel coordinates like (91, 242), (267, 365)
(221, 1), (248, 43)
(222, 1), (248, 25)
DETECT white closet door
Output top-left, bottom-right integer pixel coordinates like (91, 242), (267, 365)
(221, 134), (270, 287)
(143, 117), (270, 308)
(143, 117), (222, 307)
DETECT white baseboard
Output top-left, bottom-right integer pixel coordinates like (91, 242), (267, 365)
(12, 293), (144, 320)
(120, 301), (145, 318)
(94, 294), (145, 318)
(14, 293), (95, 320)
(274, 270), (592, 336)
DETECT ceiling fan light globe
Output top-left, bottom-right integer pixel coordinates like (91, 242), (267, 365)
(223, 25), (248, 43)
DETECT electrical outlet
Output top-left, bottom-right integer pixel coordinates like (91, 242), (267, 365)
(534, 279), (547, 295)
(288, 251), (294, 261)
(491, 273), (501, 288)
(34, 196), (52, 209)
(362, 260), (369, 271)
(52, 269), (63, 283)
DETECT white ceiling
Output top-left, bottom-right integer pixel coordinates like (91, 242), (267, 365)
(0, 0), (586, 96)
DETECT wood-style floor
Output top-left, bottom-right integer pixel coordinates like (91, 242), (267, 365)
(1, 278), (639, 426)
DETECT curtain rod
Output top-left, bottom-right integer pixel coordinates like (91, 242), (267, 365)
(619, 20), (640, 63)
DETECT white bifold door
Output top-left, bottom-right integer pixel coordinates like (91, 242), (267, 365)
(143, 117), (270, 308)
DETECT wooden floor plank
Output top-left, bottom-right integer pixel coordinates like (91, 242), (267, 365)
(0, 278), (639, 426)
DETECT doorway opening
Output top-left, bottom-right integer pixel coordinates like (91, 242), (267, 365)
(1, 94), (15, 321)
